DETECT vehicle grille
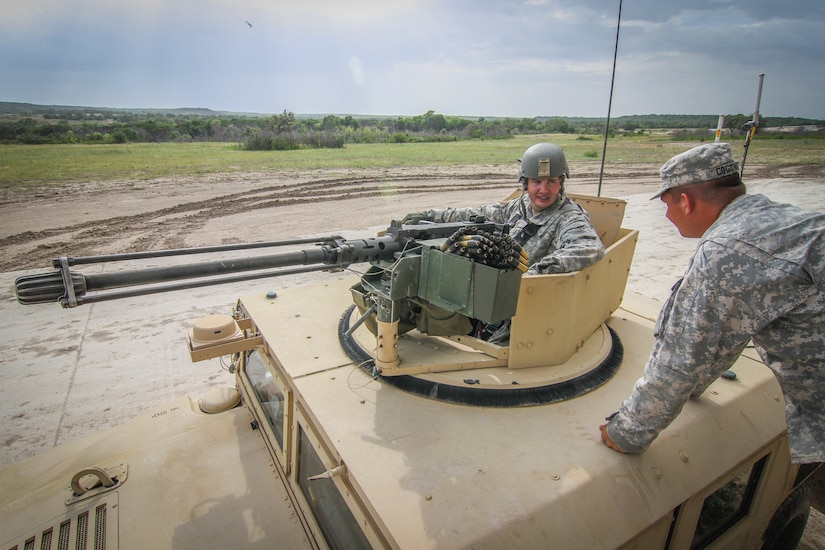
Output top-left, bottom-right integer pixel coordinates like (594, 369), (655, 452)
(4, 494), (117, 550)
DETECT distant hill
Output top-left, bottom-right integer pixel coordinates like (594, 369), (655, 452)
(1, 101), (822, 147)
(1, 101), (823, 129)
(0, 101), (267, 118)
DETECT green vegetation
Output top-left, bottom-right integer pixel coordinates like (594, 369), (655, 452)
(2, 133), (824, 194)
(0, 105), (580, 148)
(2, 102), (823, 150)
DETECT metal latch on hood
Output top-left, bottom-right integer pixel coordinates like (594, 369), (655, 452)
(66, 463), (128, 505)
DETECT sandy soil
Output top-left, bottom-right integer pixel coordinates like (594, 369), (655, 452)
(3, 161), (823, 273)
(1, 162), (823, 547)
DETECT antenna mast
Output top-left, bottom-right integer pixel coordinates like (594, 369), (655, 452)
(740, 73), (765, 177)
(597, 0), (623, 197)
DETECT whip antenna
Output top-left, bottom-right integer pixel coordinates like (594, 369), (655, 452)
(740, 73), (765, 177)
(597, 0), (623, 197)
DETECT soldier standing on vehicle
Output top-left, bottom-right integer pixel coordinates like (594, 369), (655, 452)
(401, 142), (605, 343)
(600, 142), (825, 466)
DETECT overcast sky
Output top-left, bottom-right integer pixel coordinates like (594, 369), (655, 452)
(2, 0), (824, 119)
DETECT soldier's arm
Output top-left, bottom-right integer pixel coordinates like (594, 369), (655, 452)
(429, 201), (513, 224)
(603, 243), (752, 453)
(529, 213), (605, 274)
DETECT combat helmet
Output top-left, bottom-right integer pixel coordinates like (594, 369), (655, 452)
(518, 143), (570, 187)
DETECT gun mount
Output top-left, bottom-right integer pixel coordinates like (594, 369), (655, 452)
(15, 219), (534, 378)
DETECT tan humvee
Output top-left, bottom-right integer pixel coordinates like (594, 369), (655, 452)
(1, 194), (815, 549)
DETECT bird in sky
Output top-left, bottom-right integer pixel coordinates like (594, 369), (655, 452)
(245, 21), (253, 28)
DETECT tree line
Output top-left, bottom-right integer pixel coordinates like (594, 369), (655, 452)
(0, 102), (822, 149)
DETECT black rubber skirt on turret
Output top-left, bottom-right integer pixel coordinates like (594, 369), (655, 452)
(338, 304), (623, 408)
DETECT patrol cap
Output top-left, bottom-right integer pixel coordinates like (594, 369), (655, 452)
(652, 142), (740, 199)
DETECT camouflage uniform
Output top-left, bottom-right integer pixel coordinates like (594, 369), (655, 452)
(425, 190), (605, 274)
(607, 193), (825, 463)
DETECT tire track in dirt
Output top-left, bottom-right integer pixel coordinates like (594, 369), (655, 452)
(1, 173), (514, 271)
(3, 163), (802, 273)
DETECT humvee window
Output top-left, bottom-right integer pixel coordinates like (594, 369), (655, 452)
(297, 425), (371, 550)
(245, 351), (286, 448)
(691, 455), (767, 549)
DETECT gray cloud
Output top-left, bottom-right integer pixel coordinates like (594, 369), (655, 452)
(1, 0), (822, 118)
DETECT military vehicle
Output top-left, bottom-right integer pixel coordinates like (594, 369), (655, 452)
(1, 191), (817, 549)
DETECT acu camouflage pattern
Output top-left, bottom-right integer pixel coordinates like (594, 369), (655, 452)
(652, 142), (740, 199)
(425, 190), (605, 275)
(607, 194), (825, 463)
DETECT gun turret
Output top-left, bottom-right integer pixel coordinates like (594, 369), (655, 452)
(16, 219), (528, 374)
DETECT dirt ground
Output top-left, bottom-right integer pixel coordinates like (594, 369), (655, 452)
(1, 161), (824, 547)
(2, 161), (823, 273)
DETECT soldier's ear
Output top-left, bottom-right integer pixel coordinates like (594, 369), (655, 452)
(679, 192), (696, 215)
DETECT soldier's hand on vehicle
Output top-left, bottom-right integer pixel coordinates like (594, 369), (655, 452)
(599, 424), (628, 454)
(402, 212), (428, 225)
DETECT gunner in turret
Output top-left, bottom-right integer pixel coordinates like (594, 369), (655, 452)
(401, 142), (605, 343)
(402, 142), (605, 276)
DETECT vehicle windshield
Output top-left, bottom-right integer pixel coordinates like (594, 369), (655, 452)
(244, 349), (373, 549)
(245, 350), (285, 448)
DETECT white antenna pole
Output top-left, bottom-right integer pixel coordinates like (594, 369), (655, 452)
(740, 73), (765, 177)
(714, 115), (725, 143)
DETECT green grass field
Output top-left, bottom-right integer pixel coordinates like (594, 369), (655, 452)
(1, 134), (823, 194)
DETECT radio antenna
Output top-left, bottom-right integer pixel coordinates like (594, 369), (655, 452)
(597, 0), (623, 197)
(740, 73), (765, 178)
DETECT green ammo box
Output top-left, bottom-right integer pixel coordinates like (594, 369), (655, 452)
(418, 245), (522, 324)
